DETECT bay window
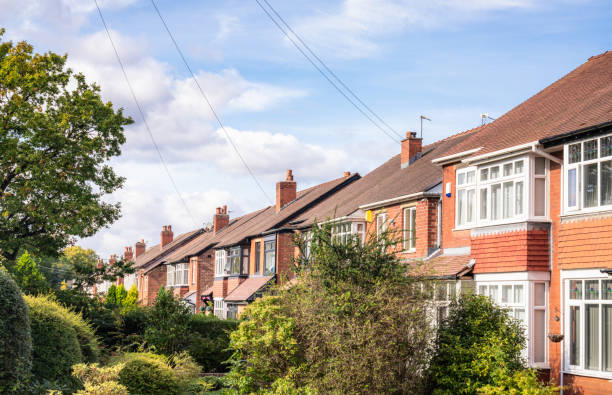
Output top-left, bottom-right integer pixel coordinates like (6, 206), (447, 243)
(565, 135), (612, 213)
(229, 247), (241, 275)
(264, 239), (276, 275)
(477, 278), (548, 366)
(456, 155), (548, 228)
(331, 221), (367, 245)
(215, 250), (227, 276)
(166, 263), (189, 287)
(566, 276), (612, 375)
(403, 207), (416, 251)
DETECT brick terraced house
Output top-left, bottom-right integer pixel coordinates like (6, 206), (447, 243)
(432, 51), (612, 393)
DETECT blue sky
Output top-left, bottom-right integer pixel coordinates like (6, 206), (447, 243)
(1, 0), (610, 258)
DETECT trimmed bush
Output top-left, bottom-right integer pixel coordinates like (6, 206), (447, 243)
(25, 295), (97, 386)
(72, 363), (128, 395)
(118, 358), (180, 395)
(0, 266), (32, 393)
(188, 314), (237, 372)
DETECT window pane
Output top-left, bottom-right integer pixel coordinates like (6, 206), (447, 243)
(255, 242), (261, 273)
(503, 182), (514, 218)
(584, 139), (598, 161)
(534, 178), (546, 216)
(568, 168), (577, 207)
(584, 163), (598, 208)
(480, 189), (488, 220)
(466, 171), (475, 184)
(457, 190), (465, 225)
(490, 166), (499, 179)
(478, 285), (487, 295)
(602, 136), (612, 158)
(535, 157), (546, 175)
(604, 305), (612, 371)
(489, 285), (499, 301)
(492, 184), (501, 220)
(586, 304), (600, 370)
(514, 284), (524, 304)
(515, 308), (525, 322)
(480, 168), (488, 181)
(603, 280), (612, 300)
(515, 160), (524, 174)
(601, 160), (612, 206)
(569, 143), (581, 164)
(467, 189), (475, 223)
(436, 283), (448, 301)
(585, 280), (600, 300)
(570, 305), (581, 366)
(503, 163), (513, 177)
(410, 209), (417, 249)
(534, 283), (546, 306)
(458, 173), (465, 185)
(515, 182), (524, 215)
(570, 280), (583, 299)
(534, 309), (546, 363)
(502, 285), (512, 303)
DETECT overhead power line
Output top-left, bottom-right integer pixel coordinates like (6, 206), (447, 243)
(254, 0), (402, 143)
(149, 0), (274, 205)
(93, 0), (199, 229)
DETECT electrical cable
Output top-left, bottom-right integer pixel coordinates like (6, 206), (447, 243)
(254, 0), (402, 143)
(149, 0), (274, 205)
(93, 0), (199, 229)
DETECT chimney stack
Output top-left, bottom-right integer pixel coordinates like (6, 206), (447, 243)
(213, 206), (230, 234)
(276, 169), (297, 212)
(109, 254), (117, 266)
(401, 131), (422, 169)
(161, 225), (174, 248)
(123, 246), (133, 261)
(135, 239), (146, 257)
(96, 259), (104, 269)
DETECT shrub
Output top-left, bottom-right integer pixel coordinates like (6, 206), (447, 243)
(188, 314), (237, 372)
(106, 284), (117, 305)
(145, 287), (191, 355)
(124, 285), (138, 307)
(115, 284), (127, 306)
(0, 266), (32, 393)
(118, 357), (180, 395)
(25, 294), (83, 387)
(73, 363), (128, 395)
(117, 305), (149, 350)
(428, 294), (534, 394)
(11, 250), (49, 295)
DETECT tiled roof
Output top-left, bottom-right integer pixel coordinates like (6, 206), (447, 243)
(215, 174), (360, 248)
(290, 127), (480, 227)
(438, 51), (612, 160)
(224, 276), (274, 302)
(411, 254), (473, 278)
(133, 229), (203, 269)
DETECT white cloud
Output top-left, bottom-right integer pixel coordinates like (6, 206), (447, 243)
(294, 0), (538, 58)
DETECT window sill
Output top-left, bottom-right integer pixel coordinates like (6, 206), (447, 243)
(563, 368), (612, 380)
(561, 208), (612, 221)
(401, 249), (416, 254)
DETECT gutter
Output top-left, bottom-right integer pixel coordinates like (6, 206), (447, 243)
(539, 120), (612, 148)
(359, 191), (441, 210)
(462, 141), (538, 164)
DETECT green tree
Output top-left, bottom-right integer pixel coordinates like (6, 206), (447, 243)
(0, 29), (133, 262)
(106, 284), (117, 306)
(145, 287), (192, 355)
(123, 285), (138, 308)
(11, 250), (48, 295)
(53, 246), (134, 290)
(115, 284), (127, 306)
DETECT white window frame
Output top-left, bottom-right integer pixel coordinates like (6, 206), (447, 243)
(215, 250), (227, 276)
(403, 207), (417, 251)
(330, 221), (366, 245)
(563, 135), (612, 215)
(455, 154), (549, 230)
(213, 298), (225, 319)
(563, 269), (612, 378)
(166, 263), (189, 287)
(376, 213), (388, 237)
(476, 274), (549, 368)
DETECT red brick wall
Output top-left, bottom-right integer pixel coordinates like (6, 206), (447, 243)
(194, 253), (215, 312)
(564, 374), (612, 395)
(558, 216), (612, 268)
(276, 232), (296, 281)
(143, 265), (166, 306)
(471, 229), (549, 274)
(442, 164), (471, 248)
(213, 278), (228, 299)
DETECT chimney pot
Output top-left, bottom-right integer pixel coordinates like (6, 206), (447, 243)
(401, 131), (423, 169)
(216, 207), (221, 214)
(343, 171), (351, 177)
(222, 205), (227, 214)
(286, 169), (294, 181)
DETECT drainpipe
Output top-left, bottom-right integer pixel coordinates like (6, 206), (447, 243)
(532, 146), (562, 164)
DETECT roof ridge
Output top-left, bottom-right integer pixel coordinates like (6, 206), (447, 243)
(588, 51), (611, 62)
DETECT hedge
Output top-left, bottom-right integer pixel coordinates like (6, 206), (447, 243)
(188, 314), (238, 372)
(0, 266), (32, 393)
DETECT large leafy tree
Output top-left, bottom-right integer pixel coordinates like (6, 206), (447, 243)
(0, 29), (133, 261)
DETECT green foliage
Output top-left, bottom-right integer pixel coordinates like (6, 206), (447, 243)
(24, 294), (84, 388)
(116, 305), (149, 350)
(117, 356), (180, 395)
(227, 222), (432, 394)
(0, 266), (32, 393)
(188, 314), (238, 372)
(124, 285), (138, 307)
(72, 363), (128, 395)
(11, 250), (49, 295)
(0, 30), (133, 261)
(428, 294), (541, 394)
(145, 287), (192, 355)
(115, 284), (127, 306)
(478, 368), (561, 395)
(106, 284), (117, 305)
